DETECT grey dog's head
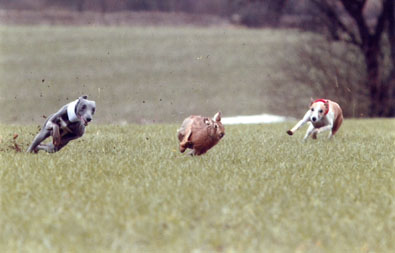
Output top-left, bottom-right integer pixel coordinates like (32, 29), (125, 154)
(76, 95), (96, 126)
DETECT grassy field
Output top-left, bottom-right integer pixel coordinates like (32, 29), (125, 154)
(0, 119), (394, 252)
(0, 25), (323, 124)
(0, 23), (393, 252)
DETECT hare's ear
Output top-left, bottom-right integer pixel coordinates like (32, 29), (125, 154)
(213, 112), (222, 122)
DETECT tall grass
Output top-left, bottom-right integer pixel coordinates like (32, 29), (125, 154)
(1, 119), (394, 252)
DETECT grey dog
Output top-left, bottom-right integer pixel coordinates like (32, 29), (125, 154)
(27, 95), (96, 153)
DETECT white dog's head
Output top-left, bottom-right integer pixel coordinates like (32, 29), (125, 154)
(309, 99), (329, 122)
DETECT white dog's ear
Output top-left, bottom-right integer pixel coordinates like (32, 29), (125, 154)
(81, 95), (88, 99)
(213, 112), (222, 122)
(310, 97), (315, 106)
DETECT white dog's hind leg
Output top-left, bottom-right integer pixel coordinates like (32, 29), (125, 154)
(303, 124), (315, 140)
(316, 124), (333, 135)
(327, 125), (337, 139)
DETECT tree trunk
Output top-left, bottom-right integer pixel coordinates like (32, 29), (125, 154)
(367, 0), (395, 117)
(387, 0), (395, 116)
(364, 43), (385, 117)
(309, 0), (394, 117)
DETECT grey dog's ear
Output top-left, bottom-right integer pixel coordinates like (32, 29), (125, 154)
(80, 95), (88, 99)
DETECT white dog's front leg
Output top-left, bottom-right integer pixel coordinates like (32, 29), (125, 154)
(303, 124), (315, 140)
(287, 111), (310, 135)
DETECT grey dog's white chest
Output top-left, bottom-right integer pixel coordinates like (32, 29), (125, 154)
(45, 118), (73, 136)
(59, 118), (73, 135)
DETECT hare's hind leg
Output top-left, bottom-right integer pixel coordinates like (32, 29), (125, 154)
(179, 128), (192, 153)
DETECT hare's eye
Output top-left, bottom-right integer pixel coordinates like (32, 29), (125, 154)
(214, 124), (218, 129)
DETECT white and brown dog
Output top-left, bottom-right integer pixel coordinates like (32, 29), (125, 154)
(287, 99), (343, 140)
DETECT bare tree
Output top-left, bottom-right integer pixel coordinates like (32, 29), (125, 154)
(270, 36), (368, 118)
(311, 0), (394, 117)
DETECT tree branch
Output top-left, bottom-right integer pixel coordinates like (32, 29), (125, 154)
(340, 0), (370, 48)
(311, 0), (361, 46)
(373, 0), (391, 42)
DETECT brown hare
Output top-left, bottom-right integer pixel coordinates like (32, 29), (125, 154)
(177, 112), (225, 156)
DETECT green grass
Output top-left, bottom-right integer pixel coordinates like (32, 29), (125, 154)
(0, 23), (393, 252)
(1, 119), (394, 252)
(0, 25), (320, 124)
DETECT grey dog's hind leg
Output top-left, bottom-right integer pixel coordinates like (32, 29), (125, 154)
(27, 129), (51, 153)
(36, 133), (80, 153)
(36, 143), (57, 153)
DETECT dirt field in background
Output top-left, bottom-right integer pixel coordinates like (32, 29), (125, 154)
(0, 9), (230, 27)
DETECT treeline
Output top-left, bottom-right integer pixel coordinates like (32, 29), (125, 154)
(0, 0), (306, 27)
(1, 0), (393, 116)
(49, 0), (231, 14)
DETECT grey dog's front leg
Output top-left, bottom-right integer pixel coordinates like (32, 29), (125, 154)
(52, 123), (61, 147)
